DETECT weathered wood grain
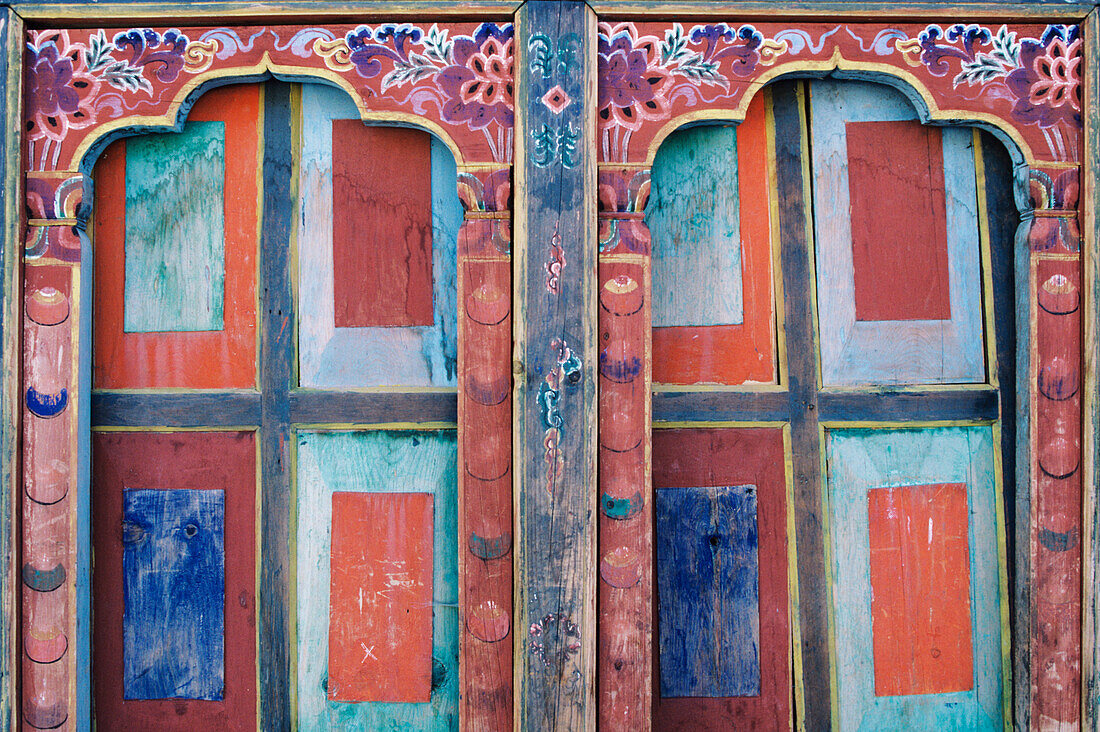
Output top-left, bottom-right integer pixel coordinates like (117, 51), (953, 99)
(514, 2), (598, 729)
(122, 489), (225, 701)
(647, 125), (743, 328)
(826, 426), (1005, 730)
(328, 491), (433, 703)
(93, 85), (259, 389)
(295, 429), (457, 729)
(123, 120), (226, 333)
(810, 80), (984, 385)
(258, 80), (294, 731)
(651, 428), (789, 729)
(297, 83), (460, 388)
(655, 484), (760, 698)
(92, 430), (256, 730)
(650, 95), (776, 386)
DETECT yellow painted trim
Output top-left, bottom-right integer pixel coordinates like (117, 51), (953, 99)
(586, 2), (1092, 20)
(817, 383), (998, 395)
(973, 128), (1001, 390)
(637, 51), (1040, 168)
(292, 386), (459, 394)
(651, 382), (786, 393)
(288, 83), (302, 390)
(253, 429), (263, 729)
(92, 388), (260, 395)
(990, 421), (1014, 731)
(795, 84), (826, 393)
(90, 425), (259, 432)
(1035, 252), (1083, 262)
(287, 427), (299, 726)
(70, 55), (484, 172)
(818, 422), (840, 731)
(26, 169), (81, 178)
(819, 418), (997, 429)
(290, 421), (457, 430)
(652, 419), (788, 429)
(15, 1), (522, 20)
(27, 218), (77, 227)
(783, 424), (805, 731)
(255, 82), (267, 392)
(22, 256), (80, 267)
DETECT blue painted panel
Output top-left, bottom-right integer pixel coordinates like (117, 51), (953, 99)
(297, 84), (460, 387)
(295, 429), (458, 729)
(124, 121), (226, 333)
(647, 125), (744, 327)
(656, 484), (760, 698)
(825, 426), (1004, 730)
(122, 489), (225, 700)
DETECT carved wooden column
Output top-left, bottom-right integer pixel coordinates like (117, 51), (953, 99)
(456, 165), (514, 730)
(514, 1), (598, 728)
(596, 167), (653, 731)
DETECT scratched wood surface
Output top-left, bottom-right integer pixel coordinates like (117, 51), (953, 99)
(123, 120), (226, 333)
(1085, 12), (1100, 730)
(514, 2), (598, 729)
(826, 426), (1005, 730)
(650, 94), (775, 386)
(122, 489), (225, 701)
(93, 84), (258, 389)
(297, 83), (460, 388)
(655, 485), (760, 699)
(651, 428), (789, 730)
(647, 125), (742, 328)
(810, 79), (984, 385)
(91, 431), (255, 730)
(295, 429), (457, 730)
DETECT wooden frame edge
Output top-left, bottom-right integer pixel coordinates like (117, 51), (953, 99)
(584, 1), (1094, 21)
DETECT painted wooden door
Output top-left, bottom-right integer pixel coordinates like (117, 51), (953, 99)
(608, 78), (1017, 730)
(87, 79), (514, 730)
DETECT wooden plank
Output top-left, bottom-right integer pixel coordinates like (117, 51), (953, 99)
(817, 388), (999, 422)
(295, 429), (457, 729)
(651, 428), (790, 728)
(647, 125), (743, 328)
(772, 80), (830, 732)
(810, 80), (984, 385)
(258, 80), (294, 731)
(1084, 10), (1100, 730)
(122, 489), (225, 701)
(297, 83), (460, 388)
(328, 491), (433, 703)
(331, 123), (433, 328)
(826, 426), (1005, 730)
(655, 485), (760, 698)
(0, 10), (20, 728)
(651, 94), (776, 386)
(514, 2), (598, 729)
(652, 390), (790, 423)
(867, 483), (973, 696)
(92, 391), (262, 428)
(123, 120), (226, 333)
(93, 84), (259, 389)
(92, 430), (256, 729)
(847, 121), (951, 322)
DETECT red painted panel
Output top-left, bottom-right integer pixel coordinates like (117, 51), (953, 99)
(93, 85), (259, 389)
(847, 121), (951, 322)
(651, 428), (789, 728)
(92, 431), (256, 731)
(332, 122), (434, 328)
(652, 92), (776, 385)
(328, 491), (433, 702)
(867, 483), (973, 696)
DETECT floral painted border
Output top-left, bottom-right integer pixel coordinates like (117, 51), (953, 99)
(26, 22), (515, 170)
(598, 21), (1081, 164)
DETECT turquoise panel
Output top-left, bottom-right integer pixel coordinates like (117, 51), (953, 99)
(296, 430), (458, 730)
(826, 426), (1005, 731)
(646, 124), (743, 328)
(124, 121), (226, 333)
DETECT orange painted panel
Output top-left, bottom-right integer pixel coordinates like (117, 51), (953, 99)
(93, 84), (258, 389)
(868, 483), (974, 696)
(652, 91), (775, 385)
(328, 491), (433, 703)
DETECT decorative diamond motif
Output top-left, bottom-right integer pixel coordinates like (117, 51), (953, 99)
(541, 85), (572, 115)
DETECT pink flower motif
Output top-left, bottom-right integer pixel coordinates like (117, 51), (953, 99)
(458, 35), (514, 113)
(26, 31), (100, 143)
(1028, 37), (1081, 112)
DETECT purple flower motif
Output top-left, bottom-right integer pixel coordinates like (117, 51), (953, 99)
(597, 32), (672, 132)
(438, 24), (514, 130)
(345, 25), (414, 79)
(26, 34), (99, 142)
(113, 28), (189, 84)
(1005, 27), (1081, 128)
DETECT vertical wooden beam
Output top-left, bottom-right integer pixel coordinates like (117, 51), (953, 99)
(1082, 9), (1100, 729)
(0, 8), (20, 730)
(258, 81), (295, 730)
(513, 2), (598, 728)
(771, 81), (832, 732)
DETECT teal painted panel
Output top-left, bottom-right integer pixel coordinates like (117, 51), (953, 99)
(646, 124), (743, 328)
(124, 121), (226, 333)
(810, 80), (984, 385)
(296, 430), (458, 730)
(297, 83), (460, 387)
(825, 426), (1005, 731)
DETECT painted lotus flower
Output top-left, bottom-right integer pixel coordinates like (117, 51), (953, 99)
(439, 25), (514, 129)
(1006, 32), (1081, 127)
(598, 31), (673, 132)
(26, 32), (100, 142)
